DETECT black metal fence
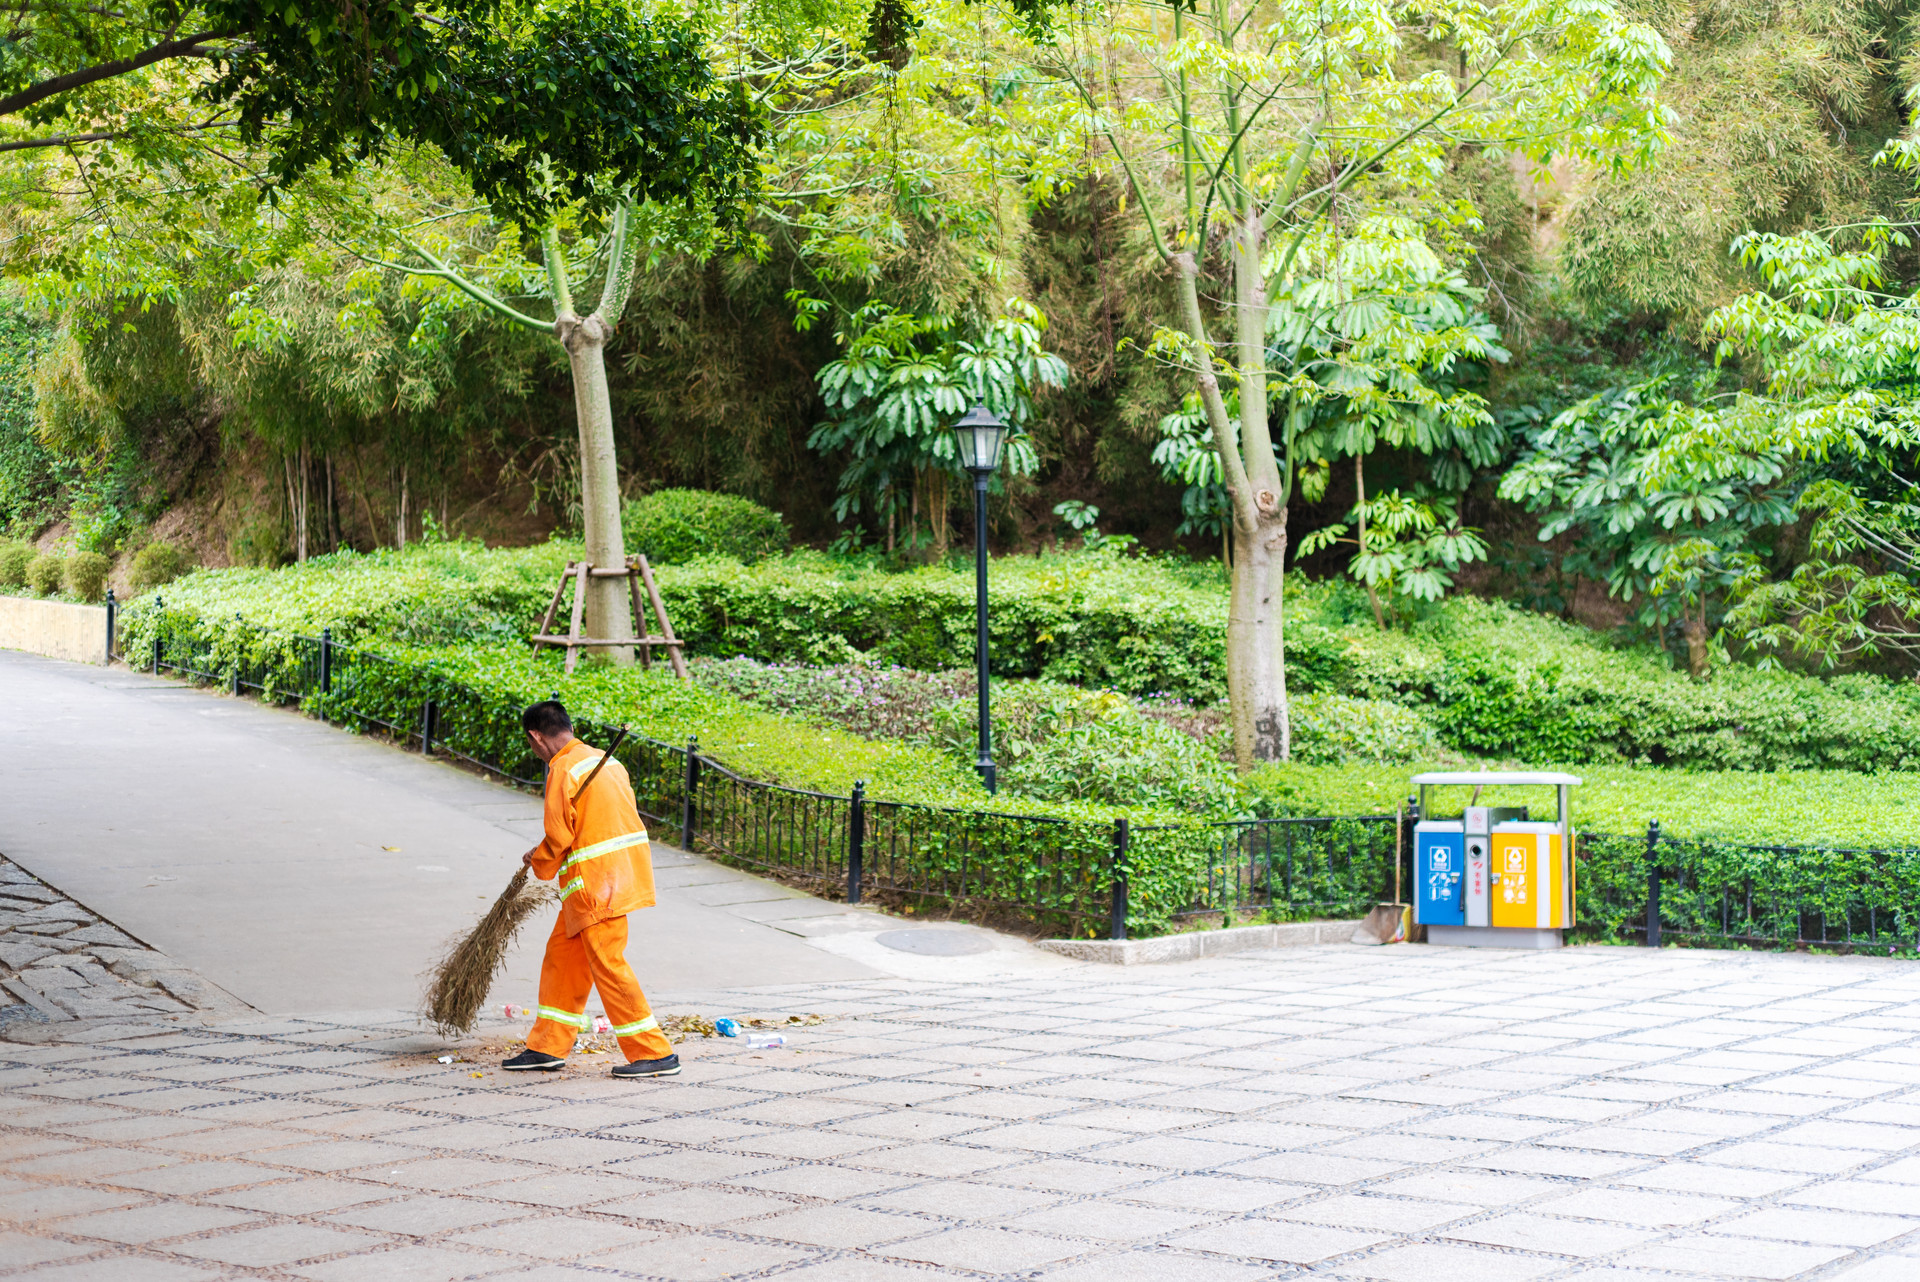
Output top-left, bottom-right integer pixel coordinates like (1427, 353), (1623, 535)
(1574, 821), (1920, 956)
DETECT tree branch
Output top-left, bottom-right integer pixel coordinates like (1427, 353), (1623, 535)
(591, 198), (638, 328)
(0, 119), (240, 154)
(0, 30), (232, 121)
(350, 240), (556, 332)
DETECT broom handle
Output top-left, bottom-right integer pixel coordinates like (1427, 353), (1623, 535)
(570, 726), (631, 804)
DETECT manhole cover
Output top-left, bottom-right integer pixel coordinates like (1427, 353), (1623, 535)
(875, 929), (994, 956)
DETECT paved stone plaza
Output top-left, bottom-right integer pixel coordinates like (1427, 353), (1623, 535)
(4, 942), (1920, 1280)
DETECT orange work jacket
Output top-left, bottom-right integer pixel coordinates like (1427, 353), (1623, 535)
(528, 737), (656, 936)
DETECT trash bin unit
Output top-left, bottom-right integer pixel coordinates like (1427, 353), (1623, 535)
(1411, 771), (1580, 949)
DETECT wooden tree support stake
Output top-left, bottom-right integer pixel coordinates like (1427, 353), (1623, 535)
(530, 556), (690, 679)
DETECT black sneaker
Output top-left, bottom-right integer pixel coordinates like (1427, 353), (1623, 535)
(611, 1054), (681, 1079)
(500, 1050), (565, 1071)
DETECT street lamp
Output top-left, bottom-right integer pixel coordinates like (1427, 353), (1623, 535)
(952, 404), (1008, 794)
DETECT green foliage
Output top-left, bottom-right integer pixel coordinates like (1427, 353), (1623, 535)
(25, 552), (62, 595)
(691, 659), (973, 743)
(622, 490), (790, 566)
(1650, 224), (1920, 668)
(63, 550), (107, 601)
(1560, 0), (1899, 325)
(809, 301), (1065, 537)
(144, 540), (563, 644)
(1296, 488), (1488, 613)
(0, 304), (53, 534)
(128, 542), (188, 594)
(0, 542), (29, 587)
(233, 0), (756, 223)
(1499, 378), (1795, 636)
(1289, 693), (1440, 764)
(658, 547), (1231, 700)
(144, 541), (1920, 775)
(932, 685), (1240, 813)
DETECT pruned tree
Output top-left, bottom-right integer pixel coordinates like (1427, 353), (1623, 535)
(1031, 0), (1670, 766)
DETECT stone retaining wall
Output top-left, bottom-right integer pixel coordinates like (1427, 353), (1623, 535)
(0, 595), (108, 666)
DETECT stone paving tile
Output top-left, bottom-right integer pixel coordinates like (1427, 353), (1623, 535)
(51, 1201), (259, 1244)
(1170, 1216), (1388, 1263)
(169, 1220), (393, 1266)
(881, 1224), (1090, 1271)
(1444, 1209), (1659, 1256)
(449, 1212), (659, 1256)
(1330, 1240), (1568, 1281)
(21, 943), (1920, 1280)
(6, 1256), (230, 1281)
(324, 1194), (531, 1235)
(598, 1185), (798, 1227)
(613, 1231), (812, 1280)
(1614, 1232), (1852, 1278)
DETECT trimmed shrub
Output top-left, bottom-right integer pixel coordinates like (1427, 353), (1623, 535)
(26, 552), (64, 596)
(0, 542), (29, 587)
(129, 541), (188, 593)
(1291, 693), (1441, 764)
(64, 551), (110, 601)
(623, 489), (789, 565)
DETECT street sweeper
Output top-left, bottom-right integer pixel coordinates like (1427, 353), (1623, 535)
(499, 700), (681, 1078)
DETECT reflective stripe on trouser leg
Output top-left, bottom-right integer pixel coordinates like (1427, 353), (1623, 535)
(574, 916), (673, 1062)
(526, 913), (592, 1058)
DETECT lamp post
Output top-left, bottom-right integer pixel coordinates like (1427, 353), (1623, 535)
(952, 404), (1008, 794)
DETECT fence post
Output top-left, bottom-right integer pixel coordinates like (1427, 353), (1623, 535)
(847, 781), (866, 906)
(422, 700), (437, 755)
(1645, 819), (1662, 948)
(104, 589), (115, 664)
(681, 737), (700, 850)
(231, 612), (244, 695)
(1109, 817), (1130, 941)
(151, 596), (163, 673)
(319, 628), (333, 695)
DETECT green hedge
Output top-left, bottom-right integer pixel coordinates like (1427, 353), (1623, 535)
(135, 541), (1920, 774)
(623, 489), (790, 565)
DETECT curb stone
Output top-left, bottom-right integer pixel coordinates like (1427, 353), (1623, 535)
(1036, 917), (1363, 964)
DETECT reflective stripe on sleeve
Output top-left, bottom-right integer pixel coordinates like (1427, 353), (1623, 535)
(537, 1006), (589, 1028)
(610, 1016), (659, 1036)
(561, 831), (647, 872)
(559, 877), (585, 900)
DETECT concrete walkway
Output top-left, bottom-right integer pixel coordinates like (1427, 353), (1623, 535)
(0, 650), (1067, 1018)
(6, 944), (1920, 1280)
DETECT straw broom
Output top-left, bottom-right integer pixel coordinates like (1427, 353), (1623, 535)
(423, 728), (629, 1036)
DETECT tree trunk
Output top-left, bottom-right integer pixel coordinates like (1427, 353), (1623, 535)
(1683, 607), (1709, 680)
(297, 444), (310, 563)
(1228, 497), (1290, 767)
(556, 312), (635, 664)
(1227, 210), (1290, 768)
(1172, 238), (1291, 770)
(395, 463), (408, 550)
(1356, 453), (1384, 629)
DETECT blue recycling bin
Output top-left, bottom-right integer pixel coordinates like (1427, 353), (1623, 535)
(1415, 823), (1465, 926)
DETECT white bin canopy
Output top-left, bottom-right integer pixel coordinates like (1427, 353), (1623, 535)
(1411, 771), (1582, 786)
(1413, 771), (1581, 828)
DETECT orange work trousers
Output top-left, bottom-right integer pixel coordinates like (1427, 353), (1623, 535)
(525, 913), (673, 1062)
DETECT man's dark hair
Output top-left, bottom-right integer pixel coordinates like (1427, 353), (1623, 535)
(522, 701), (572, 737)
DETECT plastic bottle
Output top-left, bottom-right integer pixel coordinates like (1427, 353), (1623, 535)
(715, 1018), (739, 1037)
(745, 1033), (786, 1050)
(502, 1004), (532, 1020)
(592, 1016), (612, 1034)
